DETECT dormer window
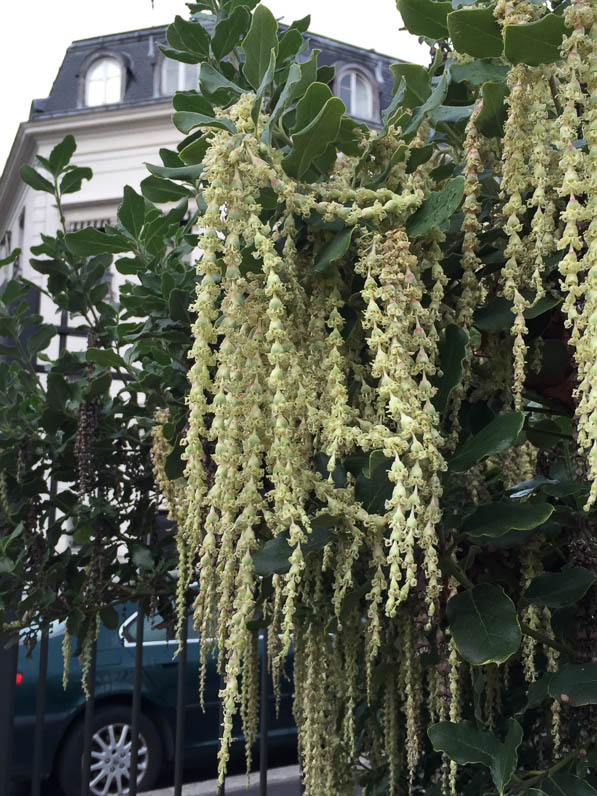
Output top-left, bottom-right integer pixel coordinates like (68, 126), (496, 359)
(85, 57), (123, 107)
(161, 60), (200, 96)
(337, 67), (375, 121)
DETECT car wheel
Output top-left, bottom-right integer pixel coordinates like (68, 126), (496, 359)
(57, 704), (163, 796)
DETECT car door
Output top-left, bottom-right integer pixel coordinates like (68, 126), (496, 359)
(119, 610), (221, 754)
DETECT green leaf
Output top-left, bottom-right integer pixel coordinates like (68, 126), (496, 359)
(476, 81), (508, 138)
(167, 15), (211, 58)
(447, 583), (521, 665)
(292, 82), (334, 133)
(27, 324), (56, 356)
(491, 719), (523, 794)
(450, 59), (509, 85)
(179, 135), (211, 165)
(223, 0), (259, 11)
(131, 544), (155, 571)
(278, 28), (304, 64)
(282, 96), (345, 179)
(433, 324), (468, 414)
(549, 663), (597, 706)
(65, 227), (132, 256)
(86, 348), (127, 371)
(397, 0), (452, 39)
(433, 104), (476, 124)
(428, 720), (496, 767)
(168, 288), (190, 323)
(118, 185), (145, 239)
(199, 63), (244, 97)
(389, 63), (431, 108)
(48, 134), (76, 174)
(140, 175), (193, 203)
(504, 14), (570, 66)
(474, 297), (514, 332)
(406, 143), (435, 172)
(403, 68), (450, 137)
(87, 371), (112, 398)
(0, 248), (21, 267)
(165, 442), (185, 480)
(263, 62), (302, 144)
(172, 92), (214, 116)
(158, 44), (201, 65)
(20, 164), (54, 194)
(212, 5), (251, 60)
(146, 162), (204, 182)
(59, 166), (92, 194)
(449, 411), (524, 473)
(46, 372), (70, 410)
(242, 4), (278, 90)
(253, 524), (335, 577)
(463, 501), (554, 538)
(252, 48), (277, 127)
(447, 6), (503, 58)
(525, 567), (596, 608)
(406, 176), (465, 238)
(100, 605), (120, 630)
(355, 459), (394, 515)
(172, 111), (237, 135)
(313, 227), (355, 274)
(543, 775), (597, 796)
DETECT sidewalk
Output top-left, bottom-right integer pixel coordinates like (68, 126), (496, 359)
(142, 765), (302, 796)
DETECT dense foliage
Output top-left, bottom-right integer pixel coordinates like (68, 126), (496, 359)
(2, 0), (597, 793)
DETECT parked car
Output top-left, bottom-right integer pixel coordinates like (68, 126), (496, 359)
(13, 605), (296, 795)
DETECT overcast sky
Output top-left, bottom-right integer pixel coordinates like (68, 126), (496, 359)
(1, 0), (428, 173)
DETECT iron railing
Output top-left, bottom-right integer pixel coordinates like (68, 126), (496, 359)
(0, 306), (290, 795)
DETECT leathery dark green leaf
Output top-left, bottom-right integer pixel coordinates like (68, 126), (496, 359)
(447, 583), (522, 665)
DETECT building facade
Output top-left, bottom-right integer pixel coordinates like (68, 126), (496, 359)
(0, 21), (397, 348)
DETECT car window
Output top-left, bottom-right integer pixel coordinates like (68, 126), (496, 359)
(122, 613), (198, 645)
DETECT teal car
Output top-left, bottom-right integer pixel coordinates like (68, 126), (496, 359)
(13, 606), (295, 795)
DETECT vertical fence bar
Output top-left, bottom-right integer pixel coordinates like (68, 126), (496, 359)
(81, 638), (98, 795)
(219, 671), (226, 796)
(0, 633), (19, 794)
(128, 599), (145, 796)
(259, 634), (268, 796)
(173, 612), (188, 796)
(30, 629), (49, 796)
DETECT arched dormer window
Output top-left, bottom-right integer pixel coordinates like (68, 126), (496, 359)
(161, 59), (200, 96)
(336, 66), (377, 122)
(84, 56), (123, 107)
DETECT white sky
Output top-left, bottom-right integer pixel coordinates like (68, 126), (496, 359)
(0, 0), (428, 173)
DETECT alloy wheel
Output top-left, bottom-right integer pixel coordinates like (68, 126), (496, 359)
(88, 722), (148, 795)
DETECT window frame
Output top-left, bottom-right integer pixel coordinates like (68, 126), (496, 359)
(159, 57), (201, 97)
(119, 610), (201, 647)
(334, 64), (378, 123)
(78, 50), (127, 109)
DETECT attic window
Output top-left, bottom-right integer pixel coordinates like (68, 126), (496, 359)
(338, 68), (374, 121)
(85, 57), (123, 107)
(161, 60), (200, 95)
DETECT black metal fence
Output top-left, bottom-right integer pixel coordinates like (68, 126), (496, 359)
(0, 306), (289, 796)
(0, 604), (277, 796)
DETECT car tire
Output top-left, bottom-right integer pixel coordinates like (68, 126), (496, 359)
(56, 703), (163, 796)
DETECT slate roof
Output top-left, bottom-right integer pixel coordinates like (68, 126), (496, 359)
(29, 24), (398, 122)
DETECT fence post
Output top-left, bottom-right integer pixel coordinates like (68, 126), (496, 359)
(30, 628), (49, 796)
(129, 599), (146, 796)
(259, 632), (268, 796)
(219, 671), (226, 796)
(0, 632), (19, 794)
(173, 610), (188, 796)
(81, 638), (98, 795)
